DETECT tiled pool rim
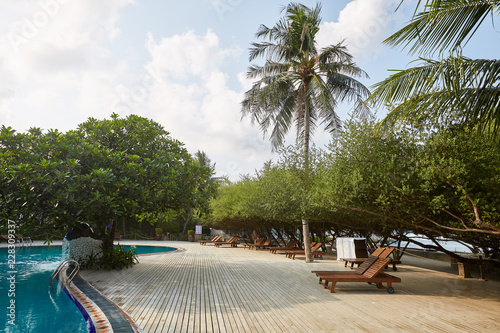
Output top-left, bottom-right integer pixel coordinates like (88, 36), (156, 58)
(58, 247), (186, 333)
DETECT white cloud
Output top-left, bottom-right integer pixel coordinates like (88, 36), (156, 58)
(0, 0), (135, 131)
(317, 0), (409, 59)
(134, 30), (272, 179)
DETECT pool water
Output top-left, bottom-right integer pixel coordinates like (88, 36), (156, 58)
(1, 246), (88, 333)
(0, 244), (175, 332)
(120, 245), (176, 255)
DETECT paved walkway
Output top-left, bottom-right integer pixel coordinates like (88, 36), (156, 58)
(80, 240), (500, 333)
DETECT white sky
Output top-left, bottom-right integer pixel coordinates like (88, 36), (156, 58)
(0, 0), (498, 180)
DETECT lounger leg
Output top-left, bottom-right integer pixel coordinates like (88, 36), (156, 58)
(329, 282), (337, 293)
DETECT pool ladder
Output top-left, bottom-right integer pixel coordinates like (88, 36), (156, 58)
(49, 259), (79, 289)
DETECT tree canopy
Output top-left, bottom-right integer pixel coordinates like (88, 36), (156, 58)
(210, 116), (500, 262)
(0, 114), (217, 244)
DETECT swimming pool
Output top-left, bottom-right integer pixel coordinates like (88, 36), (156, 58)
(0, 244), (176, 332)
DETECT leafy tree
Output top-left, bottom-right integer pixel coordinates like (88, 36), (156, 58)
(241, 2), (369, 261)
(368, 0), (500, 133)
(0, 115), (215, 255)
(178, 150), (219, 239)
(314, 115), (500, 261)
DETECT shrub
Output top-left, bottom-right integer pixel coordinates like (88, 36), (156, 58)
(79, 244), (138, 270)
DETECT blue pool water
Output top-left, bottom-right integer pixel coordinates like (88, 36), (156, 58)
(0, 244), (175, 332)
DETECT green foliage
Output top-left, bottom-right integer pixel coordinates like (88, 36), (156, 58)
(210, 115), (500, 258)
(80, 244), (138, 270)
(0, 114), (217, 249)
(242, 3), (369, 150)
(370, 0), (500, 135)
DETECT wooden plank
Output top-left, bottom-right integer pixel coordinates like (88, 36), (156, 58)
(78, 240), (500, 333)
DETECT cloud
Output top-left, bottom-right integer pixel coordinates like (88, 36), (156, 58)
(0, 1), (273, 179)
(317, 0), (409, 59)
(0, 0), (135, 130)
(113, 30), (272, 179)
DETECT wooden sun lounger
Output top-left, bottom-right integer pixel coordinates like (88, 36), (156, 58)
(341, 247), (401, 271)
(214, 236), (239, 248)
(268, 240), (298, 254)
(312, 249), (401, 293)
(248, 237), (273, 250)
(243, 238), (265, 249)
(200, 235), (221, 245)
(285, 242), (325, 259)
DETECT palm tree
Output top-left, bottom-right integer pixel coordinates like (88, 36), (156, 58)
(368, 0), (500, 133)
(241, 3), (370, 262)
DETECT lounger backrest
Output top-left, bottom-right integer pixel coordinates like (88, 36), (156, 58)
(262, 238), (273, 245)
(285, 240), (298, 249)
(379, 248), (394, 259)
(370, 247), (385, 257)
(363, 257), (391, 278)
(355, 255), (378, 275)
(311, 243), (323, 252)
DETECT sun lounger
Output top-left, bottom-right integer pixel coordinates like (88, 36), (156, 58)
(268, 240), (299, 254)
(312, 249), (401, 293)
(341, 247), (401, 271)
(243, 237), (265, 249)
(214, 236), (239, 248)
(285, 242), (325, 259)
(248, 237), (273, 250)
(200, 235), (221, 245)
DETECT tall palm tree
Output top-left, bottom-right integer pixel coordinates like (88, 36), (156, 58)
(241, 3), (370, 262)
(368, 0), (500, 133)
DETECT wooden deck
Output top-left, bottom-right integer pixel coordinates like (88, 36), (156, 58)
(80, 241), (500, 333)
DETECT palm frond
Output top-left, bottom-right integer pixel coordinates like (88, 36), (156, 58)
(242, 3), (369, 151)
(385, 0), (499, 55)
(368, 57), (500, 108)
(377, 86), (500, 133)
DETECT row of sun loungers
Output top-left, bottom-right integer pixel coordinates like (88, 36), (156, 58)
(203, 236), (324, 260)
(199, 236), (401, 293)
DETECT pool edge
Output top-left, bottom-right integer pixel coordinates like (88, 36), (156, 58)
(59, 246), (186, 332)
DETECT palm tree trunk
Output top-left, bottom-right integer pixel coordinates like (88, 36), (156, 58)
(302, 96), (314, 263)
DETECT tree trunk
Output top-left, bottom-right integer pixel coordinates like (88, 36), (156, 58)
(179, 208), (192, 240)
(302, 218), (313, 262)
(302, 93), (313, 262)
(102, 219), (116, 252)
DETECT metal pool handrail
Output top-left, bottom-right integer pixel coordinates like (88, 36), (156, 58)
(49, 259), (79, 289)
